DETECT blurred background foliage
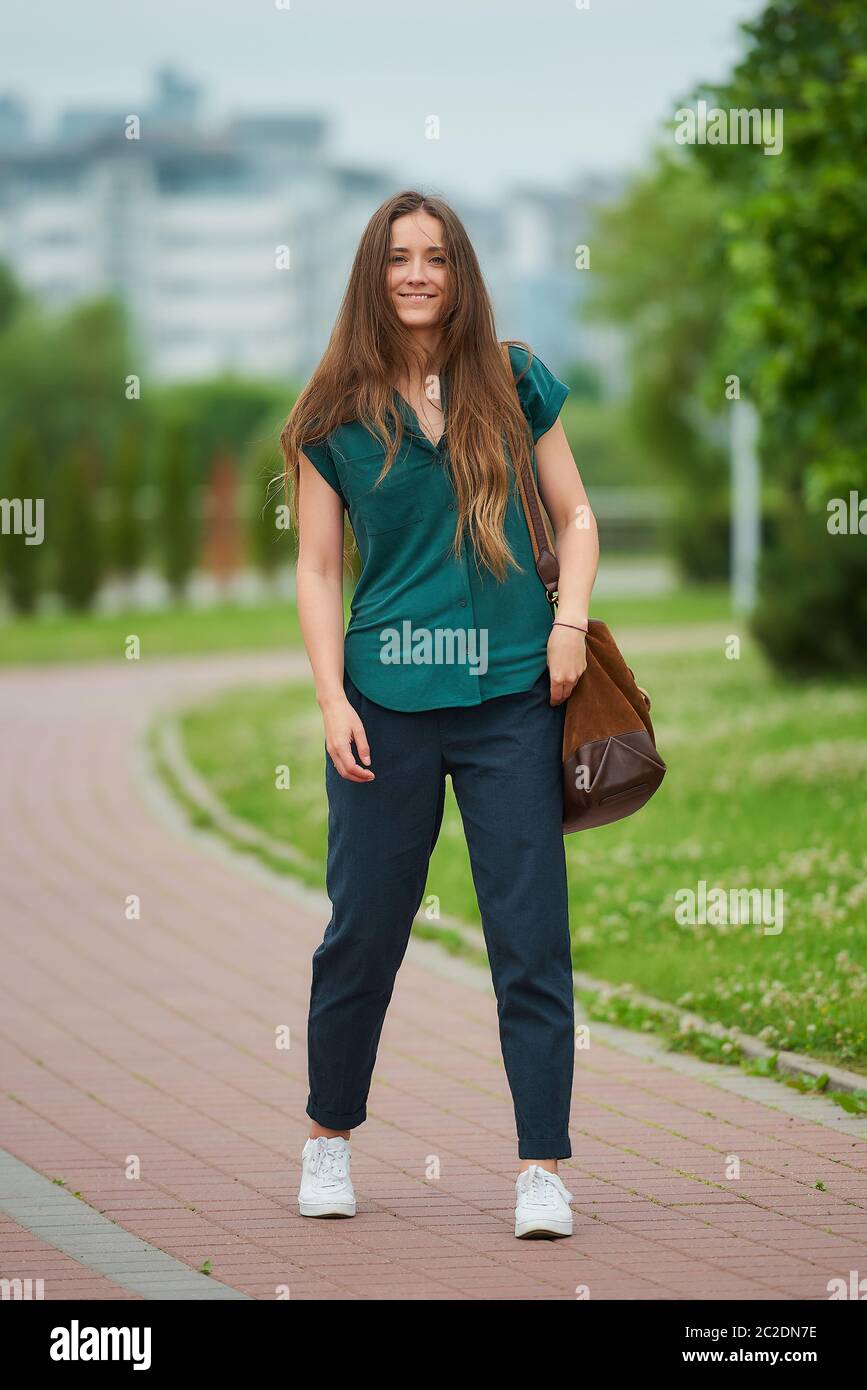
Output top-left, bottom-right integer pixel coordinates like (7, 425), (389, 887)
(2, 0), (866, 675)
(0, 272), (293, 611)
(589, 0), (867, 672)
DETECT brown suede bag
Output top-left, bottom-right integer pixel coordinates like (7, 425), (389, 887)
(508, 364), (666, 832)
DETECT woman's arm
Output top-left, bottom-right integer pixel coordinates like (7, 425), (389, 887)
(297, 453), (374, 780)
(533, 417), (600, 704)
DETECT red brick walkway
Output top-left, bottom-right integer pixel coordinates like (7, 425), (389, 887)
(1, 653), (865, 1300)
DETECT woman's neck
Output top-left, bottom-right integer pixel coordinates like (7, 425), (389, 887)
(396, 330), (443, 390)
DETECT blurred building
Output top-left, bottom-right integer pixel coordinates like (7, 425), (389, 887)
(469, 177), (626, 389)
(0, 68), (624, 386)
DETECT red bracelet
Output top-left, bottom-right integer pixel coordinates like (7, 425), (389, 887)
(552, 621), (588, 634)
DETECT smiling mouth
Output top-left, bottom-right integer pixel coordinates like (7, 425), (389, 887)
(399, 293), (436, 301)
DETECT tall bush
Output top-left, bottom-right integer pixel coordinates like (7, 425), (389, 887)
(0, 424), (43, 614)
(55, 442), (102, 610)
(246, 433), (293, 579)
(108, 422), (145, 580)
(692, 0), (867, 670)
(158, 420), (197, 599)
(589, 151), (732, 580)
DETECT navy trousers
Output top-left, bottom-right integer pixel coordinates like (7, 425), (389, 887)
(306, 667), (574, 1159)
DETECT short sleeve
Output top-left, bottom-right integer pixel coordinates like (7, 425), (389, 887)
(508, 345), (570, 442)
(301, 438), (347, 507)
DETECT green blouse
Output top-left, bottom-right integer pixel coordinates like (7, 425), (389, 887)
(302, 344), (569, 712)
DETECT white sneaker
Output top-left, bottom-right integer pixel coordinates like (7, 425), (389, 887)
(514, 1164), (574, 1238)
(298, 1136), (356, 1218)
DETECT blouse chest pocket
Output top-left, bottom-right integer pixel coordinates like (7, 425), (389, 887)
(357, 475), (424, 535)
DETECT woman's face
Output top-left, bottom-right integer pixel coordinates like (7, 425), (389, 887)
(387, 211), (448, 331)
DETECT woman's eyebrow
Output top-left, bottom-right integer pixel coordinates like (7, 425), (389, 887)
(390, 244), (446, 253)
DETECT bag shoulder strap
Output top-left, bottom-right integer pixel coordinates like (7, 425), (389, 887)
(500, 342), (560, 609)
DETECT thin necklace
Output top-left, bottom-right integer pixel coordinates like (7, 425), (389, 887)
(419, 374), (443, 441)
(398, 373), (443, 445)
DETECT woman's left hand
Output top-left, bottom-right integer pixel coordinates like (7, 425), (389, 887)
(546, 623), (587, 706)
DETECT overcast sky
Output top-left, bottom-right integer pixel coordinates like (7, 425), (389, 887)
(8, 0), (765, 198)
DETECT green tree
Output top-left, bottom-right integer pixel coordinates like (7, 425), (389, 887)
(588, 149), (733, 579)
(562, 361), (603, 403)
(109, 422), (146, 580)
(0, 424), (44, 614)
(156, 375), (289, 484)
(0, 293), (135, 474)
(158, 420), (197, 599)
(692, 0), (867, 669)
(0, 261), (25, 332)
(246, 432), (294, 579)
(55, 442), (102, 610)
(0, 278), (142, 611)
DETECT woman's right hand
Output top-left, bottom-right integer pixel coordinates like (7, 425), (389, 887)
(322, 697), (375, 782)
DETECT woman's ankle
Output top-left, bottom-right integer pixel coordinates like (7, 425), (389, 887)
(309, 1123), (351, 1140)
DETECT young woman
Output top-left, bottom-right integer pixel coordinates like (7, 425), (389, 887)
(281, 190), (598, 1239)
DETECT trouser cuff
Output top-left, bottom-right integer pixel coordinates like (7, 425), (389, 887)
(518, 1135), (572, 1160)
(306, 1096), (367, 1131)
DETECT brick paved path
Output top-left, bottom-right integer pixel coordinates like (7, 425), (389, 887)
(1, 652), (865, 1301)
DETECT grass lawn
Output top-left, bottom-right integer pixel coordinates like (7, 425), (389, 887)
(0, 599), (304, 665)
(165, 610), (867, 1079)
(0, 582), (732, 666)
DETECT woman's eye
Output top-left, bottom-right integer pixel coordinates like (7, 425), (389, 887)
(388, 253), (446, 265)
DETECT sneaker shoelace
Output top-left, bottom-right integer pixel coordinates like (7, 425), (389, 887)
(310, 1140), (347, 1187)
(522, 1165), (573, 1206)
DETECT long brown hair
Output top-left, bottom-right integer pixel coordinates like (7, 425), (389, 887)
(280, 189), (536, 581)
